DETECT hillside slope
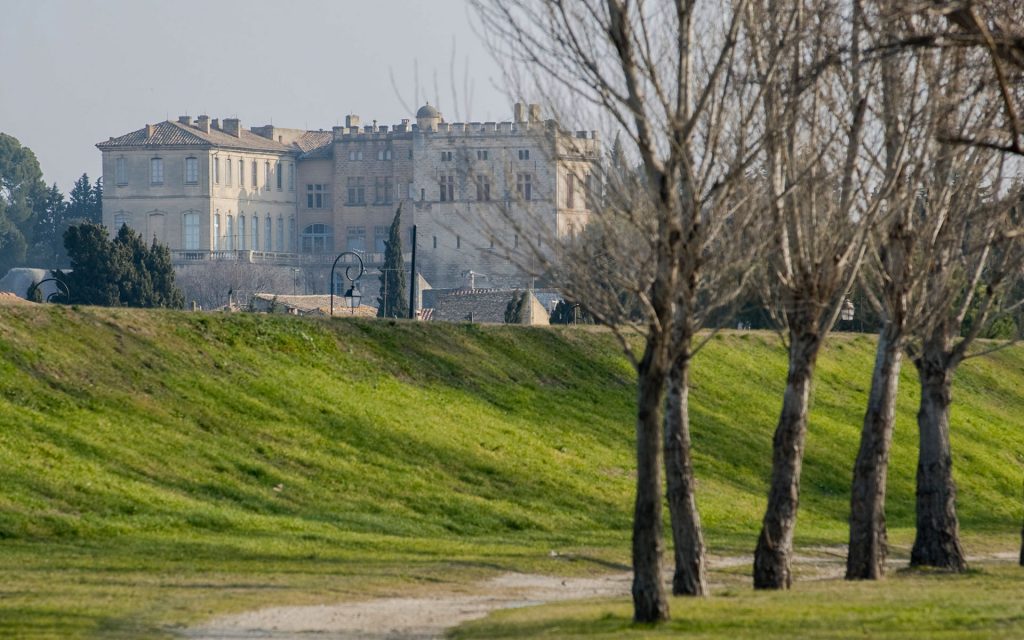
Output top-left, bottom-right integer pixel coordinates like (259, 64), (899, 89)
(1, 304), (1022, 637)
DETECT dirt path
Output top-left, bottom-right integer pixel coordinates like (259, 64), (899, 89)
(183, 572), (631, 639)
(186, 546), (1005, 639)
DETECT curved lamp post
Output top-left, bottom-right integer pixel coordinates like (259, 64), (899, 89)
(329, 251), (365, 316)
(32, 277), (70, 303)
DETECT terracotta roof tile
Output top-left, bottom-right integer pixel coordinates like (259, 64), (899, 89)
(97, 120), (296, 154)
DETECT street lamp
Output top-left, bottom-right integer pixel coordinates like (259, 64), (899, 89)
(840, 297), (855, 323)
(329, 251), (365, 316)
(31, 277), (69, 303)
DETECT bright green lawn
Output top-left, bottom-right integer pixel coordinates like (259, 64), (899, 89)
(0, 304), (1022, 638)
(453, 562), (1024, 639)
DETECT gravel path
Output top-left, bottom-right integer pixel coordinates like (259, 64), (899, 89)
(183, 571), (631, 640)
(186, 545), (1007, 639)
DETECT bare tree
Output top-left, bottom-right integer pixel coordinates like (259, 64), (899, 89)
(744, 0), (893, 590)
(474, 0), (780, 619)
(894, 2), (1024, 155)
(904, 172), (1024, 570)
(176, 261), (285, 309)
(846, 21), (996, 578)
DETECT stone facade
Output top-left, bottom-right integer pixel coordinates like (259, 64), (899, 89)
(97, 103), (599, 294)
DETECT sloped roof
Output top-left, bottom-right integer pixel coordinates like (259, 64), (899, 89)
(97, 120), (297, 153)
(294, 131), (333, 153)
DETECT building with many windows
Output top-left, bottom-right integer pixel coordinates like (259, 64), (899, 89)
(97, 103), (599, 293)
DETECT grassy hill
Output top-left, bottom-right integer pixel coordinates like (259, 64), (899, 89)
(1, 303), (1022, 638)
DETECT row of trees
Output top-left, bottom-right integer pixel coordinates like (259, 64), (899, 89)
(0, 131), (102, 273)
(475, 0), (1024, 622)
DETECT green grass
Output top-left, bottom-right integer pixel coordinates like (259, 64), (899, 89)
(0, 304), (1022, 638)
(452, 564), (1024, 639)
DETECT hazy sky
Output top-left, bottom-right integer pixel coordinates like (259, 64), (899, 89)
(0, 0), (509, 193)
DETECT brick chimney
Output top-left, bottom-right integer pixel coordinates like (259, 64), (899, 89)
(197, 115), (210, 133)
(223, 118), (241, 137)
(178, 115), (192, 125)
(211, 118), (220, 130)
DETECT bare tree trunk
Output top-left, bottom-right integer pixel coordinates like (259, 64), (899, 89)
(846, 325), (903, 579)
(664, 347), (708, 596)
(910, 356), (966, 571)
(633, 341), (670, 622)
(754, 330), (819, 590)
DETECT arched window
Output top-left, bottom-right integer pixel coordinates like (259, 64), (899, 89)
(252, 215), (259, 250)
(226, 215), (234, 251)
(213, 212), (220, 251)
(183, 212), (199, 250)
(264, 216), (272, 252)
(301, 223), (334, 254)
(276, 217), (284, 252)
(239, 215), (246, 250)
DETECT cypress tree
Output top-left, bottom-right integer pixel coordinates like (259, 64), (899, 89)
(376, 203), (408, 318)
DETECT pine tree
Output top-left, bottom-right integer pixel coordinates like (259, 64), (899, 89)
(376, 203), (408, 318)
(55, 222), (183, 308)
(29, 183), (67, 266)
(146, 235), (184, 308)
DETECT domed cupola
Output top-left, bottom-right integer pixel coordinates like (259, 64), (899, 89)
(416, 102), (442, 131)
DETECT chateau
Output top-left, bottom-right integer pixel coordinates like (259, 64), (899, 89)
(97, 103), (600, 295)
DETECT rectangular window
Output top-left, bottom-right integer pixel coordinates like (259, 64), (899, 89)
(432, 235), (437, 249)
(115, 158), (128, 185)
(476, 175), (490, 201)
(566, 173), (575, 209)
(252, 161), (258, 187)
(440, 150), (453, 161)
(184, 157), (198, 185)
(348, 150), (364, 161)
(226, 157), (232, 185)
(518, 149), (530, 160)
(456, 235), (461, 249)
(374, 177), (393, 204)
(183, 213), (199, 250)
(239, 215), (246, 250)
(276, 161), (282, 190)
(376, 149), (392, 161)
(316, 184), (326, 208)
(288, 164), (295, 191)
(275, 217), (284, 252)
(346, 177), (365, 205)
(213, 213), (220, 250)
(516, 173), (532, 201)
(346, 226), (366, 252)
(213, 158), (220, 184)
(239, 159), (245, 186)
(477, 149), (488, 160)
(265, 162), (271, 188)
(440, 174), (454, 202)
(264, 217), (272, 251)
(374, 225), (388, 252)
(150, 158), (163, 185)
(252, 215), (259, 250)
